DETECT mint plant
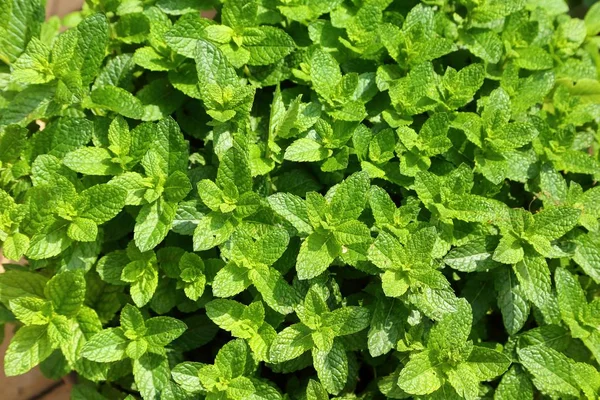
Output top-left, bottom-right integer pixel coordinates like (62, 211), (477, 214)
(1, 0), (600, 399)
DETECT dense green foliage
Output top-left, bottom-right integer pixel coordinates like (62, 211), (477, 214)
(1, 0), (600, 398)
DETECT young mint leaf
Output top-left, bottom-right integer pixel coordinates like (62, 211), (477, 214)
(133, 352), (171, 400)
(134, 198), (178, 252)
(4, 325), (53, 376)
(495, 365), (534, 400)
(517, 345), (580, 398)
(398, 350), (444, 395)
(44, 271), (86, 317)
(312, 340), (348, 394)
(81, 328), (129, 363)
(494, 268), (530, 335)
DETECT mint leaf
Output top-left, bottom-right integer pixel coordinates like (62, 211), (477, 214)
(517, 345), (580, 398)
(81, 328), (129, 363)
(312, 340), (348, 394)
(398, 350), (443, 395)
(44, 271), (85, 317)
(4, 325), (52, 376)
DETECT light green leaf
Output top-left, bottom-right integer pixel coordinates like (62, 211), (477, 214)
(144, 317), (187, 348)
(75, 184), (127, 224)
(494, 268), (530, 335)
(90, 86), (145, 119)
(494, 365), (534, 400)
(81, 327), (129, 363)
(398, 350), (444, 395)
(310, 48), (341, 100)
(245, 26), (295, 66)
(267, 193), (313, 234)
(134, 199), (177, 253)
(513, 255), (558, 323)
(466, 346), (511, 380)
(270, 323), (314, 363)
(328, 171), (370, 224)
(517, 345), (580, 398)
(63, 147), (122, 176)
(4, 325), (52, 376)
(312, 340), (348, 395)
(133, 352), (171, 400)
(212, 262), (251, 298)
(284, 138), (329, 162)
(44, 271), (86, 317)
(323, 306), (370, 337)
(296, 232), (339, 280)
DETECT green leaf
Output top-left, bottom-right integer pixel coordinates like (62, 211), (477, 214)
(328, 171), (370, 224)
(206, 299), (255, 337)
(12, 37), (53, 85)
(323, 306), (370, 337)
(193, 212), (236, 251)
(9, 297), (48, 325)
(128, 261), (159, 308)
(81, 328), (129, 363)
(144, 316), (187, 348)
(495, 365), (534, 400)
(310, 48), (341, 100)
(0, 0), (44, 65)
(296, 232), (339, 280)
(90, 86), (145, 119)
(428, 298), (472, 356)
(152, 117), (189, 175)
(444, 237), (501, 272)
(368, 297), (406, 357)
(244, 26), (295, 66)
(306, 379), (329, 400)
(212, 262), (251, 298)
(270, 323), (314, 363)
(267, 193), (313, 234)
(133, 352), (171, 400)
(528, 207), (580, 240)
(63, 147), (122, 176)
(217, 138), (253, 195)
(513, 254), (557, 322)
(250, 265), (299, 315)
(0, 270), (47, 305)
(75, 184), (127, 224)
(44, 271), (86, 317)
(75, 13), (110, 86)
(120, 303), (146, 336)
(134, 198), (178, 253)
(195, 38), (239, 88)
(284, 138), (329, 162)
(585, 2), (600, 36)
(171, 361), (205, 393)
(68, 217), (98, 242)
(517, 345), (580, 398)
(460, 30), (503, 64)
(215, 339), (256, 379)
(494, 268), (530, 335)
(573, 232), (600, 283)
(398, 350), (444, 395)
(554, 267), (587, 334)
(3, 233), (30, 262)
(4, 325), (53, 376)
(164, 171), (192, 203)
(312, 339), (348, 395)
(465, 345), (511, 380)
